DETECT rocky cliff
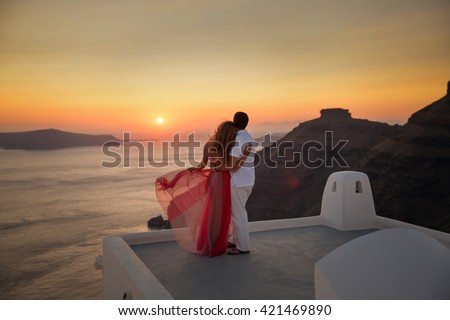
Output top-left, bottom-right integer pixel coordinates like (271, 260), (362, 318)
(248, 81), (450, 233)
(356, 81), (450, 232)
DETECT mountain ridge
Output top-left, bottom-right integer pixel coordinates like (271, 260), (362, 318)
(247, 81), (450, 233)
(0, 128), (120, 150)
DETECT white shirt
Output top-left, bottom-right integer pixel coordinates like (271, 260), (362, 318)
(230, 130), (256, 187)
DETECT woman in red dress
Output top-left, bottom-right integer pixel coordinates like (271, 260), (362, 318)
(155, 121), (245, 257)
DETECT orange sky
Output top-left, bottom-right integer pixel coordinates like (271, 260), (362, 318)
(0, 0), (449, 139)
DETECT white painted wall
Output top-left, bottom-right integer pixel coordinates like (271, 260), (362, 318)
(102, 236), (173, 300)
(320, 171), (377, 231)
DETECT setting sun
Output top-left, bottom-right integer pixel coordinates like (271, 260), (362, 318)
(0, 0), (449, 140)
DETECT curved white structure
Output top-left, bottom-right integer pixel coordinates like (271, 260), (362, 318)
(315, 228), (450, 299)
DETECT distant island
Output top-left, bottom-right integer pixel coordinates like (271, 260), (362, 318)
(0, 129), (120, 150)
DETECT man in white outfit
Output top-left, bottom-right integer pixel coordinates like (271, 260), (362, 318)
(227, 112), (255, 255)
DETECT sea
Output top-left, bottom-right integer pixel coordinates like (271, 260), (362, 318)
(0, 144), (200, 299)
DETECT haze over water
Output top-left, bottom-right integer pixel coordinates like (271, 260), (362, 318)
(0, 145), (188, 299)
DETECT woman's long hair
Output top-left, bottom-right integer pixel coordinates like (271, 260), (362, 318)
(209, 121), (238, 159)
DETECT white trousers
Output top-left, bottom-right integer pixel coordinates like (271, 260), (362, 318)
(230, 185), (253, 251)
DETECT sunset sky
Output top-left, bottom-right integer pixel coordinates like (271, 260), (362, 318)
(1, 0), (449, 139)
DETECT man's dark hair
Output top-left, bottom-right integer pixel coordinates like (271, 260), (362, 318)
(233, 111), (249, 130)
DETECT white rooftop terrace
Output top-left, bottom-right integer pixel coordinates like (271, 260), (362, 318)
(101, 171), (450, 300)
(131, 225), (374, 300)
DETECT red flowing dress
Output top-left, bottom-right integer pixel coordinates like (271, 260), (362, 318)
(155, 168), (231, 257)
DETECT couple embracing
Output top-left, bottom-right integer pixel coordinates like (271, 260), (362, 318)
(155, 112), (255, 256)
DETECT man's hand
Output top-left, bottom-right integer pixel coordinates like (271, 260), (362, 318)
(230, 144), (252, 172)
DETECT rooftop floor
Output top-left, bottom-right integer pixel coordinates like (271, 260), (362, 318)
(131, 226), (376, 300)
